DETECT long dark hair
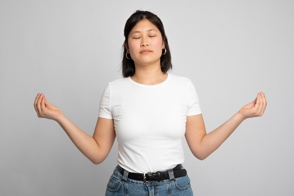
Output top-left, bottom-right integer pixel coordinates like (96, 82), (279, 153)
(121, 10), (172, 78)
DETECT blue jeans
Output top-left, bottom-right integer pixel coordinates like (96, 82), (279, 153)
(105, 165), (193, 196)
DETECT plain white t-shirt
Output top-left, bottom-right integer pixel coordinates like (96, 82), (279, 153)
(98, 73), (202, 173)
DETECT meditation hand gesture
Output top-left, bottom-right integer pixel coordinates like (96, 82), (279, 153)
(34, 93), (62, 121)
(238, 92), (267, 120)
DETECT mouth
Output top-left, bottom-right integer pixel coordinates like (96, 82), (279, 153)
(141, 50), (152, 54)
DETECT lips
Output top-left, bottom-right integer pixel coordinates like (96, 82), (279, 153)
(141, 50), (152, 53)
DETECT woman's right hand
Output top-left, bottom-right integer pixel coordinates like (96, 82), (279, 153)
(34, 93), (63, 121)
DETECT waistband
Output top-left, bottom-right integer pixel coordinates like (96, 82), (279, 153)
(116, 164), (187, 182)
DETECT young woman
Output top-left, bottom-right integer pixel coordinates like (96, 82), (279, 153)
(34, 10), (267, 196)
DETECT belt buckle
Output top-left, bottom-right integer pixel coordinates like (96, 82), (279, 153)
(143, 172), (151, 182)
(143, 171), (161, 182)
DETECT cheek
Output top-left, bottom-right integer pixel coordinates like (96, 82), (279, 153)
(129, 42), (140, 53)
(152, 39), (163, 50)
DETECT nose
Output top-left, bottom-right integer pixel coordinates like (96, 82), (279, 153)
(141, 35), (149, 47)
(141, 42), (149, 47)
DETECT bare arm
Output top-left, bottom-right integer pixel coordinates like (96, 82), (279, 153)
(199, 112), (245, 160)
(34, 93), (115, 165)
(199, 92), (267, 160)
(186, 92), (267, 160)
(55, 113), (102, 165)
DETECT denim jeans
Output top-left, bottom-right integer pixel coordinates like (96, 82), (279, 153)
(105, 164), (193, 196)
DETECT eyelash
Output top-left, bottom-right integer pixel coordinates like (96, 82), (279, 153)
(133, 36), (156, 39)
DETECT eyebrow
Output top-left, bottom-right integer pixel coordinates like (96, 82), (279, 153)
(131, 28), (157, 35)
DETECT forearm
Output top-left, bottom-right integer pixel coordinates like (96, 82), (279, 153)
(55, 113), (101, 165)
(199, 112), (246, 160)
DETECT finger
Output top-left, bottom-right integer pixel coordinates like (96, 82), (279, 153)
(261, 92), (267, 114)
(263, 92), (267, 106)
(34, 93), (40, 109)
(41, 94), (45, 112)
(257, 92), (264, 116)
(254, 92), (260, 112)
(34, 93), (39, 105)
(44, 96), (49, 106)
(253, 96), (257, 104)
(34, 93), (41, 117)
(37, 94), (43, 117)
(43, 95), (47, 106)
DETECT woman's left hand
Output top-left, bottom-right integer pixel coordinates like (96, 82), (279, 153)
(238, 92), (267, 120)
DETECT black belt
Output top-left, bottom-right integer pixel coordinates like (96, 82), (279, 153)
(117, 164), (187, 182)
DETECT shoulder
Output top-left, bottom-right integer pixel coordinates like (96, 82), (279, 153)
(171, 74), (190, 81)
(168, 73), (192, 86)
(104, 77), (131, 94)
(105, 77), (128, 87)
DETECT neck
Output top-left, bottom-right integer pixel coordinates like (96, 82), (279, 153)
(130, 68), (168, 86)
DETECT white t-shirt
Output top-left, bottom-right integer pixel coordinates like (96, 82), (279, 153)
(98, 73), (202, 173)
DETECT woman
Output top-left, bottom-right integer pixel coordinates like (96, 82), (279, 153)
(34, 10), (267, 196)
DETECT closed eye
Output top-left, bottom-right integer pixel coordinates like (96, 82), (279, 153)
(133, 36), (156, 39)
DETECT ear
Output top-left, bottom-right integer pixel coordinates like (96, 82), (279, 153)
(124, 42), (129, 51)
(162, 36), (167, 49)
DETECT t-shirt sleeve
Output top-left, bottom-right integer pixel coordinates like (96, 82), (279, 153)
(98, 83), (113, 119)
(187, 79), (202, 116)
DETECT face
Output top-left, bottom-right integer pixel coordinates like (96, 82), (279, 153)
(125, 19), (165, 66)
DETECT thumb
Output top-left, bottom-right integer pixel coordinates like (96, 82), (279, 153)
(44, 96), (50, 106)
(253, 96), (257, 104)
(253, 95), (260, 109)
(244, 96), (257, 108)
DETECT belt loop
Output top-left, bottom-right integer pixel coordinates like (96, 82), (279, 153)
(167, 168), (175, 180)
(122, 169), (129, 181)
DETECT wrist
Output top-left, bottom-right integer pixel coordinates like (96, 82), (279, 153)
(237, 111), (246, 121)
(54, 112), (66, 123)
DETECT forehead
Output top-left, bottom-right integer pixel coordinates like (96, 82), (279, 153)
(130, 19), (159, 35)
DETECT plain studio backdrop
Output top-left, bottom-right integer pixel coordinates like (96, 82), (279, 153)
(0, 0), (293, 195)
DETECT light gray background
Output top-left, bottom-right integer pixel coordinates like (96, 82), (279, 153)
(1, 0), (293, 195)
